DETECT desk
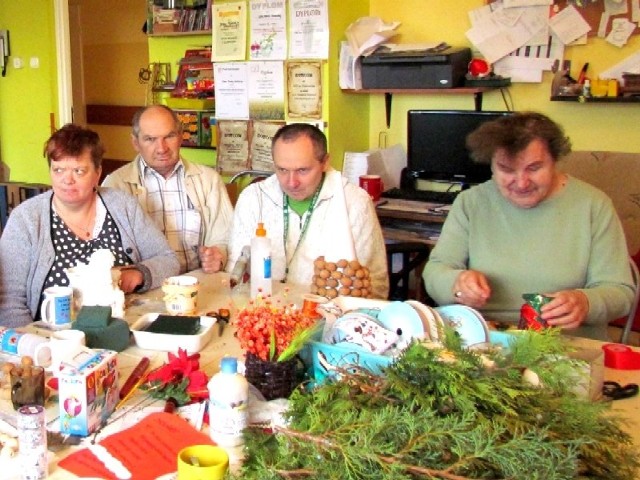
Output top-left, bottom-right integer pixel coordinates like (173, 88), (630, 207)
(8, 273), (640, 479)
(376, 198), (448, 246)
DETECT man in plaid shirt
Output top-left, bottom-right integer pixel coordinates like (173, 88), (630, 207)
(103, 105), (233, 274)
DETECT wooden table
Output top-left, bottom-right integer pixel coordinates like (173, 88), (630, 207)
(6, 271), (639, 478)
(377, 198), (448, 246)
(4, 271), (251, 479)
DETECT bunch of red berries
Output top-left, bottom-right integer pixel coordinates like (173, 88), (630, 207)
(235, 298), (317, 362)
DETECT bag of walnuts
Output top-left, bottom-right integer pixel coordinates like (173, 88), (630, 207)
(311, 256), (372, 299)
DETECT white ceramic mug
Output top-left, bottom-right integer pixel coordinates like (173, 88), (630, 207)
(33, 329), (86, 371)
(40, 286), (73, 326)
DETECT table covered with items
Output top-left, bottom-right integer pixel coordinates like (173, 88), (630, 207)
(0, 271), (638, 479)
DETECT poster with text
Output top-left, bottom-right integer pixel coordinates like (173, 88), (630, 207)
(217, 120), (250, 174)
(249, 0), (288, 60)
(214, 62), (250, 120)
(212, 1), (247, 62)
(286, 61), (322, 119)
(288, 0), (329, 59)
(248, 61), (286, 120)
(250, 121), (285, 171)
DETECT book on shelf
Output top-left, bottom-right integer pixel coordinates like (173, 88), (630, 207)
(151, 5), (212, 34)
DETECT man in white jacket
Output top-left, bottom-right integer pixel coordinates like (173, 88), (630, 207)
(227, 123), (389, 299)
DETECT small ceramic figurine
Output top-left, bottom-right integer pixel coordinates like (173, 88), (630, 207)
(65, 249), (125, 318)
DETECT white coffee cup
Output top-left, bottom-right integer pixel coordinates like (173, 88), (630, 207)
(33, 329), (86, 371)
(40, 286), (74, 326)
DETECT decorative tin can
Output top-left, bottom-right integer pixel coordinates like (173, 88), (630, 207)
(17, 404), (48, 480)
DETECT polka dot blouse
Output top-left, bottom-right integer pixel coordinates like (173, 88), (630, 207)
(43, 198), (133, 291)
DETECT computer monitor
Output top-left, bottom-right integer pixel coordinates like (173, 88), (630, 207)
(406, 109), (513, 188)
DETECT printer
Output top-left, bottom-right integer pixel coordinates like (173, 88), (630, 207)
(361, 45), (471, 89)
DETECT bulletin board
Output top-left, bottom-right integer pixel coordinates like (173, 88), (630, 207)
(554, 0), (640, 38)
(487, 1), (640, 38)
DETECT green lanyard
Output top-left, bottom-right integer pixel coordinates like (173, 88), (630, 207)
(282, 175), (325, 281)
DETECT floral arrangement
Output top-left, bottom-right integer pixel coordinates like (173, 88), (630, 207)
(140, 349), (209, 406)
(235, 294), (320, 363)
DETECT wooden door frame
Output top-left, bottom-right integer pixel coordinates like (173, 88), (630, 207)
(54, 0), (73, 127)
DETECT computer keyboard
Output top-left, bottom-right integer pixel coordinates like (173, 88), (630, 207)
(381, 187), (459, 204)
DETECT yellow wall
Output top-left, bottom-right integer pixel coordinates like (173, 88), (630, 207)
(0, 0), (148, 184)
(326, 0), (370, 168)
(0, 0), (57, 184)
(366, 0), (640, 154)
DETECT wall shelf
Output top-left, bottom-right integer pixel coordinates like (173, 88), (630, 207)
(343, 87), (499, 127)
(550, 95), (640, 103)
(148, 30), (211, 37)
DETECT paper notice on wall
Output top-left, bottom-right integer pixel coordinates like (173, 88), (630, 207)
(342, 145), (407, 189)
(367, 144), (407, 190)
(342, 152), (369, 185)
(345, 16), (401, 57)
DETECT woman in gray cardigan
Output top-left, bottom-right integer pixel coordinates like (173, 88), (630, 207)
(0, 124), (179, 327)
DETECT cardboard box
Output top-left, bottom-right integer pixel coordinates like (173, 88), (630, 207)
(58, 349), (119, 436)
(152, 7), (180, 34)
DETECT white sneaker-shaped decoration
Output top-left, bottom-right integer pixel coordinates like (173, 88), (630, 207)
(65, 249), (125, 319)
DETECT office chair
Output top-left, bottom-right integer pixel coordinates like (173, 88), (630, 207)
(226, 169), (273, 206)
(385, 241), (431, 302)
(229, 169), (274, 184)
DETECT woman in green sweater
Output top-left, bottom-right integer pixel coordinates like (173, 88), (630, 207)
(423, 112), (634, 340)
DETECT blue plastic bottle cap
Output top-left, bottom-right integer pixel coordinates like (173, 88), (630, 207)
(220, 357), (238, 374)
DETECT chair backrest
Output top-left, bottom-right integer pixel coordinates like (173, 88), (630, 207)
(558, 151), (640, 256)
(385, 241), (431, 301)
(226, 169), (273, 206)
(620, 254), (640, 345)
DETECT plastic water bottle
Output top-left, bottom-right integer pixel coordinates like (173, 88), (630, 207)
(208, 357), (249, 447)
(0, 328), (50, 365)
(250, 222), (272, 298)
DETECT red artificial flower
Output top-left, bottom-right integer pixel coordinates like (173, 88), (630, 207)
(185, 369), (210, 401)
(141, 348), (208, 405)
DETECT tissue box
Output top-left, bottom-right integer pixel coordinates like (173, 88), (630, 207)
(57, 349), (119, 436)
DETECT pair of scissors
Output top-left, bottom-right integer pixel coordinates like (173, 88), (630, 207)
(602, 381), (639, 400)
(207, 309), (230, 337)
(217, 308), (230, 336)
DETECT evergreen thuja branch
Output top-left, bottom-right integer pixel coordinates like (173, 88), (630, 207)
(235, 333), (639, 480)
(273, 468), (314, 478)
(273, 425), (337, 450)
(379, 455), (484, 480)
(270, 425), (485, 480)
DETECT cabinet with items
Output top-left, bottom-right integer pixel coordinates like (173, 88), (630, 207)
(149, 40), (217, 151)
(148, 1), (212, 36)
